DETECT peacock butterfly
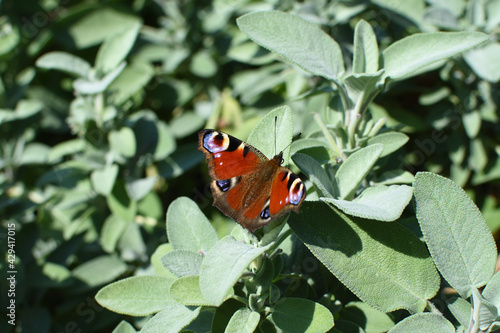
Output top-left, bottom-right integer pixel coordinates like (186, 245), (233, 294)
(198, 129), (306, 232)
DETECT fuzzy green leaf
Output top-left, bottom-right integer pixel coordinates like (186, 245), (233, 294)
(170, 276), (213, 306)
(140, 304), (201, 333)
(109, 127), (137, 158)
(289, 201), (439, 313)
(344, 71), (384, 111)
(91, 164), (119, 196)
(387, 313), (455, 333)
(96, 22), (141, 74)
(166, 197), (219, 253)
(107, 180), (137, 222)
(237, 11), (345, 82)
(95, 276), (174, 316)
(36, 51), (92, 77)
(382, 31), (489, 80)
(341, 301), (394, 333)
(247, 106), (293, 163)
(199, 236), (273, 306)
(271, 298), (334, 333)
(335, 144), (383, 199)
(463, 42), (500, 83)
(322, 185), (413, 221)
(414, 172), (498, 298)
(353, 20), (379, 74)
(73, 255), (127, 288)
(101, 214), (129, 253)
(446, 297), (472, 329)
(73, 62), (126, 94)
(292, 153), (334, 198)
(368, 132), (409, 158)
(483, 270), (500, 309)
(225, 308), (261, 333)
(161, 250), (203, 277)
(125, 177), (157, 201)
(67, 8), (141, 49)
(108, 62), (154, 105)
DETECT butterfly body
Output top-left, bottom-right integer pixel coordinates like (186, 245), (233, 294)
(198, 129), (305, 232)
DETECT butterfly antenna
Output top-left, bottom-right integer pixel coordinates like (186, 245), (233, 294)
(281, 132), (302, 153)
(274, 116), (277, 156)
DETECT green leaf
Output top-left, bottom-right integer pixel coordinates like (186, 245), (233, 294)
(352, 20), (379, 74)
(151, 243), (176, 278)
(125, 177), (157, 201)
(67, 7), (142, 49)
(237, 11), (345, 82)
(367, 132), (409, 158)
(212, 299), (246, 333)
(137, 192), (163, 220)
(119, 221), (146, 257)
(335, 144), (383, 199)
(73, 62), (126, 94)
(190, 51), (217, 78)
(39, 262), (72, 287)
(462, 109), (481, 138)
(36, 51), (92, 77)
(107, 180), (137, 222)
(111, 320), (137, 333)
(374, 170), (414, 185)
(101, 214), (129, 253)
(483, 270), (500, 309)
(247, 105), (293, 163)
(225, 308), (260, 333)
(170, 276), (213, 306)
(376, 0), (427, 24)
(472, 288), (499, 332)
(414, 172), (498, 298)
(169, 112), (205, 139)
(96, 22), (141, 74)
(72, 255), (127, 288)
(292, 153), (334, 197)
(108, 62), (154, 105)
(19, 143), (50, 165)
(322, 185), (413, 222)
(48, 139), (85, 163)
(288, 201), (440, 313)
(161, 250), (203, 277)
(463, 42), (500, 83)
(91, 164), (119, 196)
(382, 31), (489, 80)
(109, 127), (137, 158)
(1, 99), (43, 123)
(469, 138), (488, 172)
(166, 197), (219, 252)
(341, 301), (394, 333)
(447, 297), (472, 329)
(199, 236), (273, 306)
(95, 276), (174, 316)
(387, 313), (455, 333)
(0, 19), (19, 56)
(140, 305), (200, 333)
(271, 298), (334, 333)
(154, 121), (176, 160)
(344, 71), (384, 112)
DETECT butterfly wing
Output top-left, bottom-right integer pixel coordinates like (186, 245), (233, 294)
(269, 167), (306, 217)
(198, 129), (306, 232)
(198, 129), (267, 180)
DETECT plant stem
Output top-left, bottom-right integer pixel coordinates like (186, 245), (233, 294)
(313, 113), (342, 159)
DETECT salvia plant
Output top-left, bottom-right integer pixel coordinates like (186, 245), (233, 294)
(92, 10), (499, 333)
